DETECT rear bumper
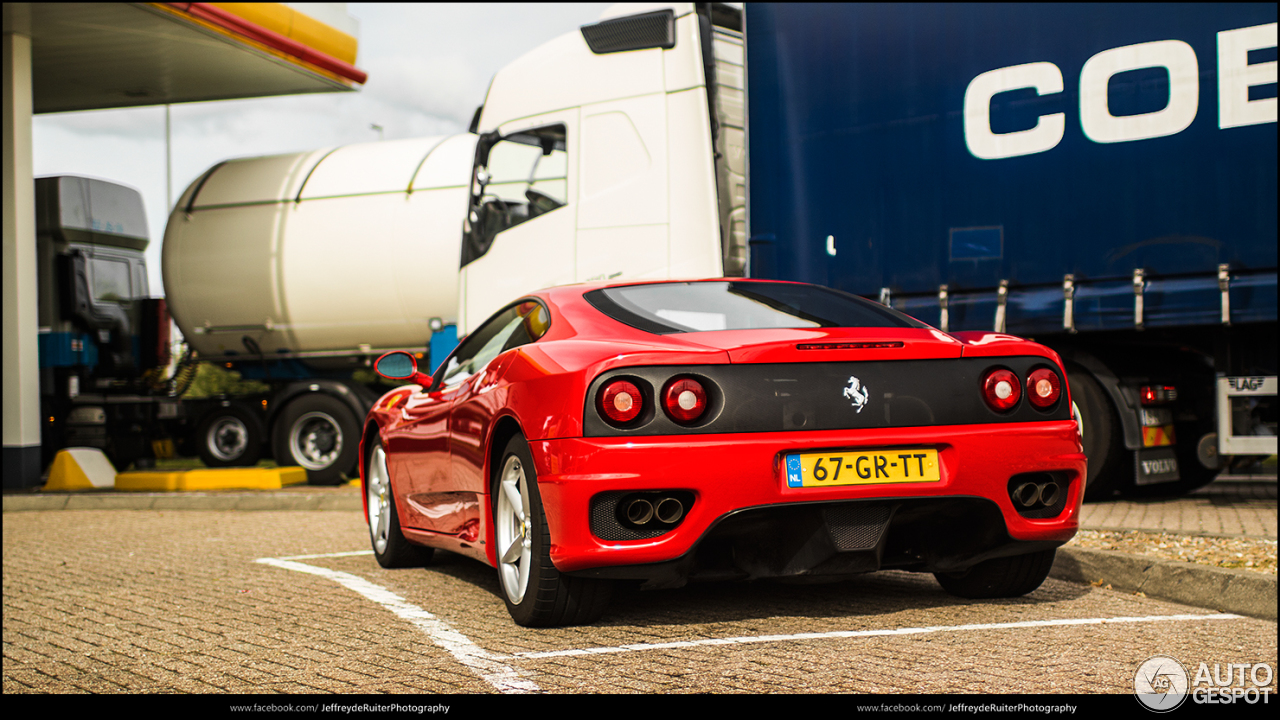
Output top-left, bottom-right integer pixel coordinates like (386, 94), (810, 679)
(530, 421), (1085, 581)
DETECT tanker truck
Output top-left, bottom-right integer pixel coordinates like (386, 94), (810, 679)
(38, 132), (477, 485)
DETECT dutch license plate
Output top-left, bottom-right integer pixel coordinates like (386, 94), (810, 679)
(785, 449), (940, 488)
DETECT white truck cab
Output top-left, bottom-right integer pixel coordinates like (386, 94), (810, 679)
(457, 2), (745, 333)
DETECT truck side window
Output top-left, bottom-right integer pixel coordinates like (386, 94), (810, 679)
(463, 125), (567, 266)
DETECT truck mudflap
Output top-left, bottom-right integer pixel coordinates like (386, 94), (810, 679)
(1135, 405), (1180, 486)
(1135, 447), (1180, 486)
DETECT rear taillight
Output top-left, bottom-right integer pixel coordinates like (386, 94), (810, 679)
(1140, 385), (1177, 405)
(662, 377), (708, 424)
(982, 368), (1022, 412)
(1027, 367), (1062, 409)
(598, 379), (643, 425)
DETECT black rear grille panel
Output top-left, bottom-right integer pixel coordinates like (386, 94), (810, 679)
(584, 357), (1070, 437)
(823, 504), (892, 551)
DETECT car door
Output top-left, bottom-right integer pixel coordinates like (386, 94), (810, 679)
(387, 379), (468, 534)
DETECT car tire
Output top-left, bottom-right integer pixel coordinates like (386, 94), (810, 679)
(1067, 367), (1126, 501)
(366, 436), (434, 569)
(493, 432), (612, 627)
(933, 548), (1057, 599)
(196, 403), (264, 468)
(272, 394), (359, 485)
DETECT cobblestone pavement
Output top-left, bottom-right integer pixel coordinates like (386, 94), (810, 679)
(4, 509), (1276, 694)
(1079, 480), (1277, 539)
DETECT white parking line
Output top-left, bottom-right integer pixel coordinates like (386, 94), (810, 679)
(255, 554), (540, 694)
(507, 613), (1245, 660)
(273, 550), (375, 561)
(257, 551), (1248, 689)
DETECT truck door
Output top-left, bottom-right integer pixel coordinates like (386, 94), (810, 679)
(460, 122), (575, 334)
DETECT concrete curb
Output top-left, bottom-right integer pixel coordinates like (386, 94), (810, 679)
(2, 491), (361, 513)
(1052, 546), (1277, 621)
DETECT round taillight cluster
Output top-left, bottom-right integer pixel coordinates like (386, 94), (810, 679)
(662, 377), (708, 424)
(1026, 367), (1062, 408)
(982, 368), (1022, 412)
(982, 367), (1062, 412)
(598, 379), (643, 425)
(596, 375), (714, 427)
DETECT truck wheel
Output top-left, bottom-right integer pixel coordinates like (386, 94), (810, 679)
(196, 403), (264, 468)
(273, 394), (359, 485)
(1067, 367), (1126, 501)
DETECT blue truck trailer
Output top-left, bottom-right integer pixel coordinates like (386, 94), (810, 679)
(743, 3), (1277, 498)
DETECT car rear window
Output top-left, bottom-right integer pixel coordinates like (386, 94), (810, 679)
(585, 281), (926, 334)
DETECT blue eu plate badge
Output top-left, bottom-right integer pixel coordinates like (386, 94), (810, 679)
(786, 455), (803, 487)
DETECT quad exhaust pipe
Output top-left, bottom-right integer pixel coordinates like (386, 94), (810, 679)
(626, 498), (654, 525)
(622, 494), (687, 528)
(655, 497), (684, 525)
(1012, 480), (1062, 509)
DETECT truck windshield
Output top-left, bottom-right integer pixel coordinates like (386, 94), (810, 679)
(90, 256), (133, 302)
(585, 281), (927, 334)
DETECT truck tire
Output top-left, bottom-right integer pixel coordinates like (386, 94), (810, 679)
(1067, 367), (1126, 501)
(196, 403), (264, 468)
(272, 394), (360, 485)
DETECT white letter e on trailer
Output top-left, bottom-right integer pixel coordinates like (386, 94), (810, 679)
(1218, 23), (1278, 129)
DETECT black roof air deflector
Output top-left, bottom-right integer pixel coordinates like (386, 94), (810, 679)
(581, 10), (675, 54)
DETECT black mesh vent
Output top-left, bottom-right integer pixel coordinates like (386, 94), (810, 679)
(823, 504), (891, 551)
(590, 491), (669, 541)
(581, 10), (675, 55)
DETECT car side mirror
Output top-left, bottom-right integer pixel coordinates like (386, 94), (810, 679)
(374, 351), (433, 387)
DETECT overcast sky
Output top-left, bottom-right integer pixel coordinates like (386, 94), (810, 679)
(32, 3), (612, 296)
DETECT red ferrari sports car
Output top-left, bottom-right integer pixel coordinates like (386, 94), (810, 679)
(361, 279), (1086, 627)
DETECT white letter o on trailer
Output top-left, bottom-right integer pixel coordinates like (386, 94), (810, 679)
(964, 62), (1066, 160)
(1079, 39), (1200, 144)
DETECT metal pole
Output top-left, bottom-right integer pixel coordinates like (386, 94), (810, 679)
(165, 104), (172, 211)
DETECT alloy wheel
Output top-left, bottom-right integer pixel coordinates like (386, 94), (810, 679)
(495, 454), (533, 604)
(367, 445), (391, 554)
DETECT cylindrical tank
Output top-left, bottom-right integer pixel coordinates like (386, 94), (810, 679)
(162, 134), (477, 361)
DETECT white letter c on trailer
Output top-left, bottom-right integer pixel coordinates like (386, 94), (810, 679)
(964, 62), (1066, 160)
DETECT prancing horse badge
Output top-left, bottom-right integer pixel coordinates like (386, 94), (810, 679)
(843, 376), (870, 413)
